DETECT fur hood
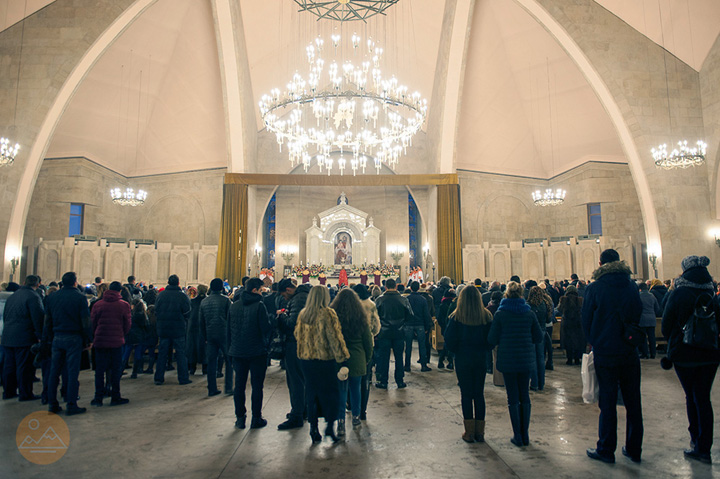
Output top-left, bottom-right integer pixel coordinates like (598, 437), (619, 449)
(591, 260), (632, 281)
(675, 266), (714, 292)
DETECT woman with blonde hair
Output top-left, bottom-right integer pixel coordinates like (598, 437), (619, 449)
(444, 284), (493, 442)
(489, 281), (543, 447)
(295, 285), (350, 443)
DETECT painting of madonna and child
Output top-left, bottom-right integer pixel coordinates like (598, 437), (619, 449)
(334, 232), (352, 265)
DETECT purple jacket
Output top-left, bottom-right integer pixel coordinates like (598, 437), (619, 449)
(91, 290), (131, 348)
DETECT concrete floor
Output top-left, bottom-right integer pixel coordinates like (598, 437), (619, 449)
(1, 349), (718, 479)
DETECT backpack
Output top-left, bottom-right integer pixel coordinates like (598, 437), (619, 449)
(682, 293), (719, 350)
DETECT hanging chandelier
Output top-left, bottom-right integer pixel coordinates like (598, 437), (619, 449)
(293, 0), (400, 22)
(0, 137), (19, 166)
(532, 188), (566, 207)
(259, 33), (427, 175)
(110, 187), (147, 207)
(652, 140), (707, 170)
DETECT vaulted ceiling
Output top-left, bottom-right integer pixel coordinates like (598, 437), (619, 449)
(9, 0), (716, 178)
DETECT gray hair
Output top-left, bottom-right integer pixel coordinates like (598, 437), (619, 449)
(456, 284), (466, 295)
(438, 276), (451, 287)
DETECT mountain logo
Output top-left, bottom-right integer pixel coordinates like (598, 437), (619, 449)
(16, 411), (70, 465)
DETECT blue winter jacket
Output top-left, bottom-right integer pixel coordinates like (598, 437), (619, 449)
(488, 298), (543, 373)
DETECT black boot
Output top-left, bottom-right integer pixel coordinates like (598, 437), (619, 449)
(309, 421), (321, 443)
(520, 403), (531, 446)
(131, 356), (143, 379)
(324, 421), (339, 443)
(144, 354), (156, 374)
(508, 405), (523, 447)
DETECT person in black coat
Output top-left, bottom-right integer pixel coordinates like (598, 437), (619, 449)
(488, 281), (543, 447)
(444, 285), (493, 443)
(201, 278), (233, 396)
(228, 278), (271, 429)
(187, 284), (208, 376)
(559, 286), (586, 365)
(405, 281), (432, 372)
(128, 301), (149, 378)
(142, 305), (158, 374)
(436, 289), (457, 369)
(153, 275), (192, 386)
(582, 249), (643, 464)
(374, 278), (414, 388)
(1, 275), (44, 401)
(527, 286), (550, 391)
(662, 255), (720, 464)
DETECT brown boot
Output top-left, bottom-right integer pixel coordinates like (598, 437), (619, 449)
(475, 420), (485, 442)
(462, 419), (475, 443)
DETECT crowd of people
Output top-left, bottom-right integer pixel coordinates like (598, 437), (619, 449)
(0, 249), (718, 464)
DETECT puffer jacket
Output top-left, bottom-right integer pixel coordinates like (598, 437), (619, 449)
(375, 290), (414, 340)
(407, 291), (431, 330)
(200, 291), (232, 344)
(154, 285), (191, 339)
(488, 298), (543, 373)
(1, 286), (44, 347)
(444, 309), (492, 358)
(639, 291), (661, 327)
(91, 290), (131, 348)
(281, 283), (312, 340)
(44, 286), (91, 345)
(127, 312), (148, 345)
(581, 261), (642, 365)
(227, 291), (271, 358)
(295, 307), (350, 363)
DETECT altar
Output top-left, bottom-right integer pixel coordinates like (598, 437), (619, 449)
(305, 193), (381, 266)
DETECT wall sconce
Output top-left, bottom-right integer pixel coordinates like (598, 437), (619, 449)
(422, 243), (430, 260)
(390, 246), (404, 265)
(9, 256), (19, 282)
(648, 253), (658, 279)
(281, 247), (295, 263)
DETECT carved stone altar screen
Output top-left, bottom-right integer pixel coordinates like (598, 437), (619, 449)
(305, 193), (380, 265)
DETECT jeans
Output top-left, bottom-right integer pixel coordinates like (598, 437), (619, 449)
(284, 341), (306, 422)
(639, 326), (656, 358)
(2, 346), (33, 399)
(375, 337), (404, 385)
(48, 334), (83, 407)
(530, 342), (545, 390)
(404, 325), (429, 366)
(455, 354), (487, 419)
(94, 347), (123, 401)
(232, 354), (267, 419)
(338, 376), (362, 418)
(544, 327), (554, 366)
(674, 363), (718, 454)
(301, 359), (340, 423)
(594, 357), (643, 458)
(155, 337), (189, 383)
(207, 338), (233, 393)
(360, 361), (373, 417)
(503, 371), (531, 406)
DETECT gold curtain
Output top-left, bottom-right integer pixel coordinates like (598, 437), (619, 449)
(216, 183), (248, 286)
(437, 184), (463, 283)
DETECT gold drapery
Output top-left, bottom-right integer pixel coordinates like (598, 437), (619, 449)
(437, 184), (463, 283)
(216, 183), (248, 286)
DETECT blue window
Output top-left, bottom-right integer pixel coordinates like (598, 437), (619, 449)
(408, 193), (419, 267)
(588, 203), (602, 235)
(69, 203), (84, 236)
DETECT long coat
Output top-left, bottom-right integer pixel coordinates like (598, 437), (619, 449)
(186, 293), (207, 365)
(559, 294), (586, 352)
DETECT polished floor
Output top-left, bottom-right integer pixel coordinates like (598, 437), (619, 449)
(1, 349), (718, 478)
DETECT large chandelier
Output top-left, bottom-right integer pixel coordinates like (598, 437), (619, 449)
(294, 0), (400, 22)
(652, 140), (707, 170)
(533, 188), (566, 207)
(0, 137), (19, 166)
(111, 187), (147, 207)
(259, 34), (427, 175)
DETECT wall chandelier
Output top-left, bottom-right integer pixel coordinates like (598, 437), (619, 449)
(111, 187), (147, 207)
(532, 188), (566, 207)
(293, 0), (400, 23)
(652, 140), (707, 170)
(259, 33), (427, 175)
(0, 138), (19, 166)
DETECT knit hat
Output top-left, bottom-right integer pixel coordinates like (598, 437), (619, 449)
(210, 278), (224, 292)
(681, 255), (710, 273)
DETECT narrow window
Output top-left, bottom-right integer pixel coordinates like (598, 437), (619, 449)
(587, 203), (602, 235)
(69, 203), (84, 236)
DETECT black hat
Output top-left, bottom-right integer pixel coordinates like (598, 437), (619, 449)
(278, 278), (295, 293)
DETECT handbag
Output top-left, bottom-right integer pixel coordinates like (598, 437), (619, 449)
(683, 293), (719, 350)
(268, 332), (286, 360)
(581, 351), (599, 403)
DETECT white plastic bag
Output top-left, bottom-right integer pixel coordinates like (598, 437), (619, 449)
(581, 351), (599, 404)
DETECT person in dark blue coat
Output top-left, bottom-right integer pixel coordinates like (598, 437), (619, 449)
(582, 249), (643, 464)
(488, 281), (543, 447)
(662, 255), (720, 465)
(444, 285), (492, 443)
(153, 275), (192, 386)
(1, 275), (44, 401)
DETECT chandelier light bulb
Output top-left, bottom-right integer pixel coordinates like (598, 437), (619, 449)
(532, 188), (566, 207)
(0, 137), (20, 166)
(111, 187), (147, 206)
(259, 33), (427, 175)
(652, 139), (707, 169)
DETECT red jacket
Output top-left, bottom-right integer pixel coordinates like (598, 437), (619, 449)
(91, 290), (131, 348)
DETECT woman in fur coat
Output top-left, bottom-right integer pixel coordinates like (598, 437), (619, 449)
(295, 285), (350, 443)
